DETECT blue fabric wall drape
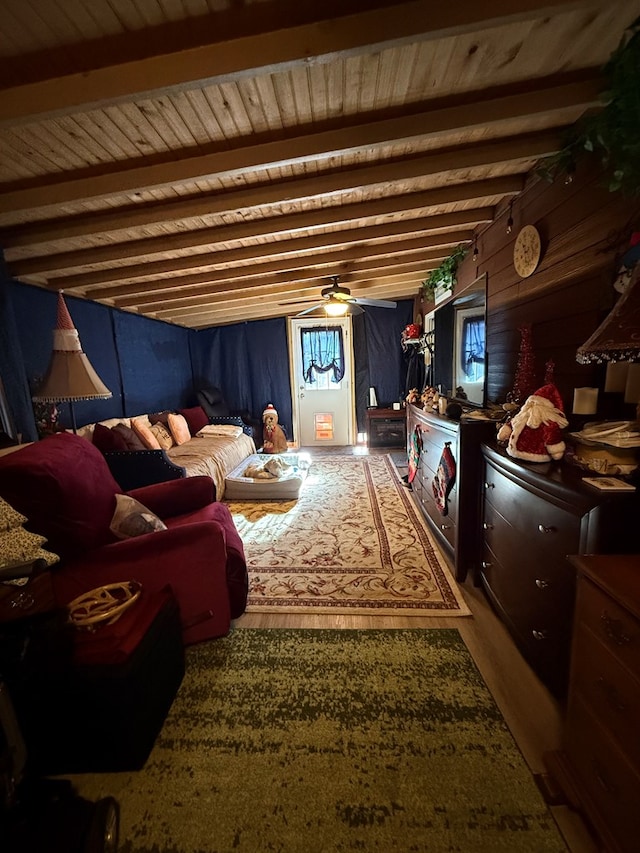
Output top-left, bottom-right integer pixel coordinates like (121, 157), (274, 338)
(1, 278), (414, 443)
(7, 282), (123, 430)
(363, 302), (414, 407)
(113, 312), (193, 415)
(0, 275), (38, 441)
(192, 318), (293, 435)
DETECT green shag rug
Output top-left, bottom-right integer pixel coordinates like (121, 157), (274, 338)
(73, 629), (567, 853)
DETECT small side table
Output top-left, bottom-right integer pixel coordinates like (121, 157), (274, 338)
(366, 407), (407, 448)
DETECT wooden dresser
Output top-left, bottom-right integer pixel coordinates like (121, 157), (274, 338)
(406, 403), (494, 581)
(480, 444), (639, 696)
(546, 555), (640, 853)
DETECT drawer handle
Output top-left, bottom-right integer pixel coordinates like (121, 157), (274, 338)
(483, 522), (493, 530)
(537, 524), (556, 534)
(440, 523), (451, 531)
(600, 611), (631, 646)
(532, 629), (547, 641)
(595, 677), (626, 713)
(482, 561), (492, 569)
(484, 482), (495, 490)
(534, 579), (549, 590)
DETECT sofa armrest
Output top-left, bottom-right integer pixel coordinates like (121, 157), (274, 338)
(52, 522), (232, 643)
(104, 449), (186, 491)
(128, 476), (216, 517)
(209, 415), (254, 437)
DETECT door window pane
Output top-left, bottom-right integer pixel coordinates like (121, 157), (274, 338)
(300, 328), (345, 390)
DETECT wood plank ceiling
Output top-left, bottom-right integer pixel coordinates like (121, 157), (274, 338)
(1, 0), (638, 328)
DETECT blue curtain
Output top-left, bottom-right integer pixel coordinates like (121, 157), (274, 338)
(0, 275), (37, 441)
(113, 312), (193, 415)
(300, 327), (345, 383)
(364, 301), (414, 407)
(7, 282), (123, 431)
(2, 277), (414, 444)
(192, 318), (293, 436)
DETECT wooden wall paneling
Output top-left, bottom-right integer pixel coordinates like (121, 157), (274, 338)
(456, 160), (640, 409)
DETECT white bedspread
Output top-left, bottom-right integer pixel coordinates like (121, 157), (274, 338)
(166, 432), (256, 499)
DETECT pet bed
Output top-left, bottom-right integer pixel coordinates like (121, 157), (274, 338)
(224, 453), (311, 501)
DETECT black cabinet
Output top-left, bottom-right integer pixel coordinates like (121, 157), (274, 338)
(366, 408), (406, 448)
(480, 443), (640, 696)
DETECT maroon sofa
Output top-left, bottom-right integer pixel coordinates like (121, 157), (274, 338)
(0, 433), (248, 644)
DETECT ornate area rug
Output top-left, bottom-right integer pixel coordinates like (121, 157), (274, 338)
(73, 629), (566, 853)
(227, 455), (470, 615)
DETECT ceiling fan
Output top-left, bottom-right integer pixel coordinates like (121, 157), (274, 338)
(282, 277), (397, 317)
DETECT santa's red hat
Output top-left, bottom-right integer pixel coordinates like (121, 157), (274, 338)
(263, 403), (278, 420)
(530, 383), (565, 412)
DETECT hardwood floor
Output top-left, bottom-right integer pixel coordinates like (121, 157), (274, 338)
(235, 443), (600, 853)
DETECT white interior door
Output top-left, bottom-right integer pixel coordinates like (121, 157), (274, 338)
(289, 317), (354, 447)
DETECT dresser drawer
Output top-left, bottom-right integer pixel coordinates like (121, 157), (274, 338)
(421, 492), (456, 549)
(570, 623), (640, 770)
(565, 694), (640, 853)
(482, 501), (576, 606)
(577, 577), (640, 676)
(481, 544), (573, 673)
(483, 462), (580, 558)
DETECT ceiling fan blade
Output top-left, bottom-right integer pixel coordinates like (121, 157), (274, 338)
(295, 303), (325, 316)
(279, 296), (321, 306)
(352, 297), (398, 308)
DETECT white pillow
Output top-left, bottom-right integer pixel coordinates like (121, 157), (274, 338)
(197, 424), (243, 438)
(109, 494), (167, 540)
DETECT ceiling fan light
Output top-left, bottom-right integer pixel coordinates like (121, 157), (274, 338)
(325, 301), (348, 316)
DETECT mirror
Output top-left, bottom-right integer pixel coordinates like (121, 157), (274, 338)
(433, 274), (487, 407)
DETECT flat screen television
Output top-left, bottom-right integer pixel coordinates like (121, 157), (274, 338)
(433, 274), (487, 407)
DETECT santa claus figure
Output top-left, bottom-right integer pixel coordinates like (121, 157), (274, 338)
(498, 383), (568, 463)
(262, 403), (288, 454)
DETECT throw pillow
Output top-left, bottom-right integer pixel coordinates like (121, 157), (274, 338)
(92, 422), (129, 452)
(109, 494), (167, 540)
(132, 417), (161, 450)
(177, 405), (209, 436)
(111, 423), (147, 451)
(149, 422), (174, 450)
(0, 497), (59, 566)
(167, 413), (191, 446)
(0, 496), (26, 532)
(149, 411), (172, 426)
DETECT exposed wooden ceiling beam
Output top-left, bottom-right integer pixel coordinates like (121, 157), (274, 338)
(153, 280), (421, 321)
(10, 209), (483, 277)
(82, 265), (438, 313)
(107, 255), (440, 313)
(0, 1), (596, 126)
(0, 74), (591, 213)
(42, 228), (473, 293)
(3, 176), (516, 252)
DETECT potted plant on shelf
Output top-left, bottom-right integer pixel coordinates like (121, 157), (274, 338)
(421, 244), (468, 304)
